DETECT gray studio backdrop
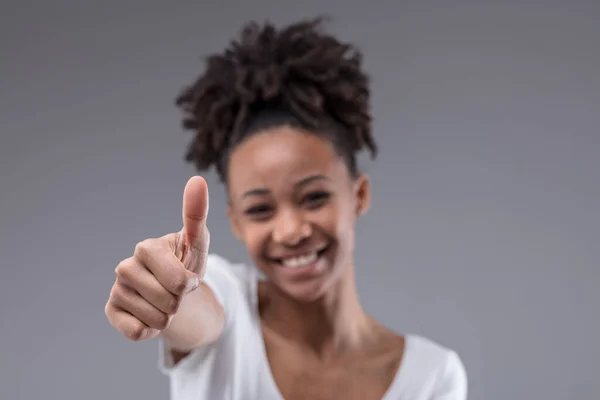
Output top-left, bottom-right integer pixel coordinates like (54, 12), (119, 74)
(1, 1), (598, 399)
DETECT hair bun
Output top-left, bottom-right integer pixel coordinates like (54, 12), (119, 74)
(175, 16), (375, 179)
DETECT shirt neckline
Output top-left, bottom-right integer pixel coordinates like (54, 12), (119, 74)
(248, 268), (410, 399)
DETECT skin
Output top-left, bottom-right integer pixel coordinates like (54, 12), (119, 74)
(105, 125), (405, 400)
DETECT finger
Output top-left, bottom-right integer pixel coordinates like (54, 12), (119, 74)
(110, 284), (171, 330)
(105, 302), (159, 341)
(182, 176), (209, 249)
(133, 245), (199, 295)
(116, 262), (181, 315)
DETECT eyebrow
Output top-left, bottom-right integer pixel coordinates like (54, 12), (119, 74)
(241, 174), (329, 199)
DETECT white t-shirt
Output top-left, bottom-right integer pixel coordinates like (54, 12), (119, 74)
(159, 254), (468, 399)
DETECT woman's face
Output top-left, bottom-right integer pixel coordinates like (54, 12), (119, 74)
(226, 126), (370, 301)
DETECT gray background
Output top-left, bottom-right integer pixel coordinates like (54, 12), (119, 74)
(1, 1), (598, 399)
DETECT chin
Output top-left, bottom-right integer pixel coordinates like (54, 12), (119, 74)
(279, 280), (330, 303)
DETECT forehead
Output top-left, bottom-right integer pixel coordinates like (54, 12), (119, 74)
(227, 126), (347, 195)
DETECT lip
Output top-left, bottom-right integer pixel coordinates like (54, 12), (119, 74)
(269, 245), (329, 262)
(269, 245), (330, 279)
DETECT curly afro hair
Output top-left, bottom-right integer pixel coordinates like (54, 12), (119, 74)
(174, 16), (377, 182)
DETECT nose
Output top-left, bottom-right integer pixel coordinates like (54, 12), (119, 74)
(272, 208), (311, 246)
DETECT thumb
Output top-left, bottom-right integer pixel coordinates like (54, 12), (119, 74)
(181, 176), (209, 251)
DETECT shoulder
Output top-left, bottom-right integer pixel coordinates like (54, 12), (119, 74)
(401, 335), (468, 399)
(203, 253), (254, 295)
(202, 254), (257, 322)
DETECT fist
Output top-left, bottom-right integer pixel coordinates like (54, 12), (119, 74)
(105, 176), (210, 341)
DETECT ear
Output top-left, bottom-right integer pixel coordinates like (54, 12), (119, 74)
(227, 203), (243, 241)
(353, 173), (371, 217)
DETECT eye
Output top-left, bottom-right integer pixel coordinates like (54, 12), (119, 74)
(302, 191), (330, 208)
(244, 204), (273, 219)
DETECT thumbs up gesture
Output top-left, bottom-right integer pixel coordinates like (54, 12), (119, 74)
(105, 177), (211, 341)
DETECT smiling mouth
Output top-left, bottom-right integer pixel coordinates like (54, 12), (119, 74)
(272, 246), (329, 269)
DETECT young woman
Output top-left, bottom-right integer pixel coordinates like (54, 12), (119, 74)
(105, 17), (467, 400)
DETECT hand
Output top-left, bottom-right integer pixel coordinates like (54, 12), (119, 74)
(105, 176), (210, 341)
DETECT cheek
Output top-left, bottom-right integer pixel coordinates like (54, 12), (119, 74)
(241, 224), (270, 257)
(316, 201), (356, 242)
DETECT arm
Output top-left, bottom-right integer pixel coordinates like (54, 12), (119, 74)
(160, 282), (224, 357)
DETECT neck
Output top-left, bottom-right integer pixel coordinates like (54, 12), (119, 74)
(260, 265), (376, 361)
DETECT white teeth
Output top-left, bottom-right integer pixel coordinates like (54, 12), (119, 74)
(281, 252), (318, 268)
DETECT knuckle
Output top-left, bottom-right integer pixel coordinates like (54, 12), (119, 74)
(134, 240), (151, 260)
(109, 284), (124, 302)
(135, 238), (163, 260)
(164, 265), (189, 294)
(196, 227), (210, 251)
(115, 258), (134, 280)
(166, 295), (182, 314)
(198, 226), (210, 252)
(125, 323), (148, 341)
(171, 274), (189, 294)
(104, 302), (112, 319)
(155, 313), (171, 330)
(204, 227), (210, 244)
